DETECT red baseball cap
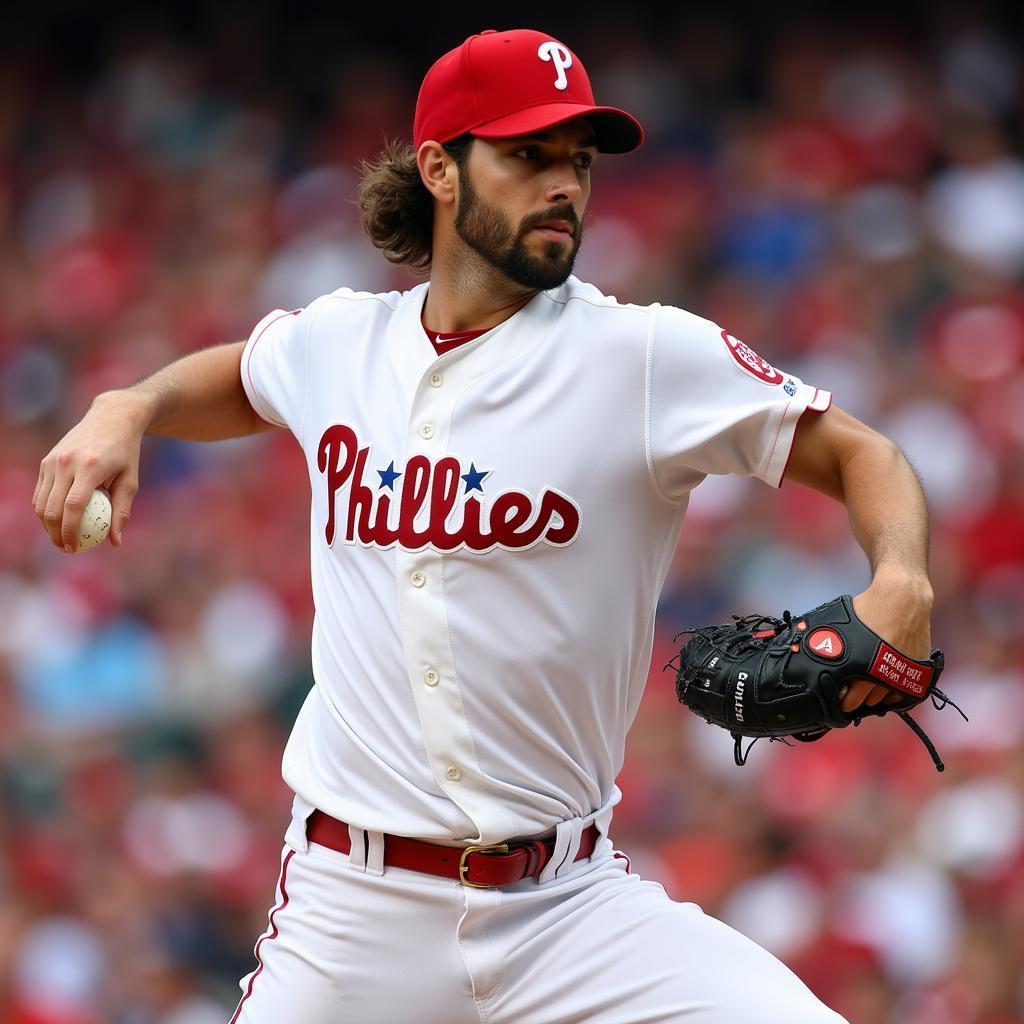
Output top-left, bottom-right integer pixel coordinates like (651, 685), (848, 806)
(413, 29), (644, 154)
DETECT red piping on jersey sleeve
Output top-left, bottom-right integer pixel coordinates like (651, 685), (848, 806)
(808, 387), (832, 412)
(779, 391), (833, 487)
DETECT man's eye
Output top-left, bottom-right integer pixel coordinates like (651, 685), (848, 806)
(575, 153), (594, 169)
(515, 146), (540, 160)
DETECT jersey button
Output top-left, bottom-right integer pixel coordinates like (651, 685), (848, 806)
(424, 668), (439, 686)
(445, 765), (462, 781)
(410, 571), (425, 588)
(430, 373), (443, 388)
(419, 423), (435, 439)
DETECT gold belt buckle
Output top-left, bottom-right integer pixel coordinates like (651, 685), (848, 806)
(459, 842), (510, 888)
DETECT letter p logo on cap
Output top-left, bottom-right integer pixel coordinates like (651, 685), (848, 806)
(537, 41), (573, 90)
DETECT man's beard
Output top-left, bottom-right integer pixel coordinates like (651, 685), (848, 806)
(453, 167), (583, 291)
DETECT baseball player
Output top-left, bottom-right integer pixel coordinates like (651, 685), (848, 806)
(35, 29), (935, 1024)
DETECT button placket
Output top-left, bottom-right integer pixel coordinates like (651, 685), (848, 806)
(385, 288), (561, 843)
(397, 372), (473, 805)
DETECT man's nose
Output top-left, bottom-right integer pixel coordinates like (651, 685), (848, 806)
(544, 163), (583, 205)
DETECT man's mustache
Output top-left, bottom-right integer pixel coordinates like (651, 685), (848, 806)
(519, 206), (582, 239)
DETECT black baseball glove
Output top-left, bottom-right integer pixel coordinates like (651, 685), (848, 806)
(671, 594), (964, 771)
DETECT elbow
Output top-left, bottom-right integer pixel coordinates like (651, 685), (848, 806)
(848, 430), (906, 472)
(836, 429), (914, 501)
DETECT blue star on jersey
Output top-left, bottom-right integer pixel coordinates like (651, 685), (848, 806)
(461, 463), (490, 493)
(377, 461), (402, 491)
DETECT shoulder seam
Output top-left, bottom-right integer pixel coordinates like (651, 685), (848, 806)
(298, 299), (330, 446)
(542, 290), (651, 314)
(644, 304), (682, 506)
(323, 290), (404, 312)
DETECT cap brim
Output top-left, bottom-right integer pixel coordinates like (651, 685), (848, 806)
(469, 103), (643, 154)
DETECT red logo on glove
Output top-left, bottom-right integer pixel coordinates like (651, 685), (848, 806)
(807, 628), (843, 659)
(869, 643), (932, 697)
(722, 330), (784, 385)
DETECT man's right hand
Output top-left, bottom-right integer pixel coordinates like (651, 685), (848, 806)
(33, 390), (151, 553)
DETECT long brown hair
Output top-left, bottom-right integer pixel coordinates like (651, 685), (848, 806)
(357, 136), (472, 274)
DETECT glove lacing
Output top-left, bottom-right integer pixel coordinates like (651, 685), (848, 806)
(672, 611), (795, 666)
(891, 691), (967, 772)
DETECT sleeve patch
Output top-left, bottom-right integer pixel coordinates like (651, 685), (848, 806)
(722, 329), (784, 385)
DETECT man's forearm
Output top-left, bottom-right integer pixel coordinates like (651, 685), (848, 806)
(839, 436), (932, 592)
(787, 408), (932, 593)
(836, 433), (934, 704)
(36, 340), (272, 551)
(99, 340), (273, 442)
(785, 408), (934, 700)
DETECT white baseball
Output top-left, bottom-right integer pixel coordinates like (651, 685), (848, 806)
(77, 489), (112, 551)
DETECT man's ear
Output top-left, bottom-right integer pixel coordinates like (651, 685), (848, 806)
(417, 141), (458, 206)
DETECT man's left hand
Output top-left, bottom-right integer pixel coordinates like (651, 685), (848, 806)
(844, 568), (934, 712)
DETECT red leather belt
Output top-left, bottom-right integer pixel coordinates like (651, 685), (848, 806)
(306, 810), (599, 888)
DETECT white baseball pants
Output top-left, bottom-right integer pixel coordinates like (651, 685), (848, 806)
(229, 831), (847, 1023)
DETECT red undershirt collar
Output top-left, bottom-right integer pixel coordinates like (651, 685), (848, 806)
(422, 324), (489, 357)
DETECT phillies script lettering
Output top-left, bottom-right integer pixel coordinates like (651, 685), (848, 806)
(317, 424), (581, 552)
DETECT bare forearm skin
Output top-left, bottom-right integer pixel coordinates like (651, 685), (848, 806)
(785, 407), (934, 706)
(837, 435), (935, 705)
(101, 340), (274, 441)
(838, 436), (932, 593)
(35, 340), (274, 552)
(787, 408), (932, 592)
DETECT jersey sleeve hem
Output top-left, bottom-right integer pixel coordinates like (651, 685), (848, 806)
(240, 309), (295, 428)
(765, 388), (833, 488)
(808, 387), (832, 413)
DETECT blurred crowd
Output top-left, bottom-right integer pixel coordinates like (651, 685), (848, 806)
(1, 8), (1023, 1023)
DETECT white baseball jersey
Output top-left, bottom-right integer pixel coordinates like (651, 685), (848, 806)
(240, 276), (830, 847)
